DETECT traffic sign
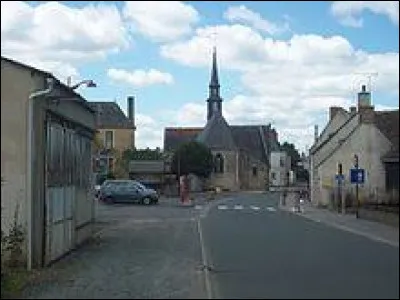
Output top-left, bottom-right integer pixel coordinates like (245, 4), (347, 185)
(335, 174), (345, 184)
(350, 168), (365, 184)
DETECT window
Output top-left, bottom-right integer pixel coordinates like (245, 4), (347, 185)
(280, 158), (285, 167)
(271, 172), (276, 180)
(252, 165), (258, 177)
(108, 157), (114, 171)
(105, 130), (114, 149)
(214, 153), (224, 173)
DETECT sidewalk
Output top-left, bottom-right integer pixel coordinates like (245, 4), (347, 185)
(279, 193), (399, 248)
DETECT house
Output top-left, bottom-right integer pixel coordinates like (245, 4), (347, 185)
(88, 97), (136, 178)
(1, 56), (96, 269)
(309, 85), (399, 208)
(269, 151), (291, 189)
(164, 48), (280, 191)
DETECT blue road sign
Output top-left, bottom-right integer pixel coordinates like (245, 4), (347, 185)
(350, 168), (365, 184)
(335, 174), (345, 184)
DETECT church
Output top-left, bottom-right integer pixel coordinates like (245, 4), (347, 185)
(164, 48), (280, 191)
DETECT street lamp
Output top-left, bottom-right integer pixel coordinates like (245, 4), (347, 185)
(70, 79), (97, 90)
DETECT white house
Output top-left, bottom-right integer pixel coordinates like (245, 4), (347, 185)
(309, 85), (399, 208)
(270, 151), (291, 188)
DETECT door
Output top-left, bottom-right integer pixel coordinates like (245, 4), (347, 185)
(44, 114), (92, 265)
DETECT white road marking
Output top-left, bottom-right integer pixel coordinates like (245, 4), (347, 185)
(217, 205), (228, 210)
(195, 205), (203, 210)
(196, 219), (212, 299)
(234, 205), (244, 210)
(267, 207), (276, 212)
(250, 205), (261, 211)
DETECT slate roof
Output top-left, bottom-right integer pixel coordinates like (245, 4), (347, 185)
(163, 127), (202, 152)
(88, 102), (134, 129)
(164, 122), (279, 164)
(375, 110), (399, 161)
(196, 112), (236, 150)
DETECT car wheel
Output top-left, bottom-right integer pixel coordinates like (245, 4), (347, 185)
(142, 197), (152, 205)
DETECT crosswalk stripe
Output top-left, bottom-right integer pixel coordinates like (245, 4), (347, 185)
(266, 207), (276, 212)
(250, 205), (261, 210)
(234, 205), (243, 210)
(217, 205), (228, 210)
(195, 205), (203, 210)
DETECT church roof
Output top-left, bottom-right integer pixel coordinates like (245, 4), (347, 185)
(163, 124), (279, 164)
(210, 47), (220, 88)
(196, 112), (236, 150)
(163, 127), (203, 152)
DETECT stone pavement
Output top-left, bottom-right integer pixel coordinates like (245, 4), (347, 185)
(279, 192), (399, 248)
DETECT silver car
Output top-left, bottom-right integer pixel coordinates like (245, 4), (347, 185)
(99, 180), (159, 205)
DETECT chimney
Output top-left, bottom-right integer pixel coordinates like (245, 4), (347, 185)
(127, 96), (135, 148)
(350, 106), (357, 114)
(329, 106), (342, 120)
(357, 84), (372, 109)
(314, 125), (319, 142)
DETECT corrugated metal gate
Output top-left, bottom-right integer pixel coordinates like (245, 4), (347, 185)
(45, 113), (93, 265)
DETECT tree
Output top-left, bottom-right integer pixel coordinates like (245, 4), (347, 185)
(280, 142), (301, 169)
(280, 141), (309, 183)
(171, 141), (214, 178)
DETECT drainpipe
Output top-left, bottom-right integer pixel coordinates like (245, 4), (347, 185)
(27, 77), (55, 270)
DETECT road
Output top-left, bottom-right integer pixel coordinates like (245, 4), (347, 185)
(20, 192), (399, 299)
(200, 192), (399, 299)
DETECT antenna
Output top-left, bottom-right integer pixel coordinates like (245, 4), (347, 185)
(354, 72), (378, 92)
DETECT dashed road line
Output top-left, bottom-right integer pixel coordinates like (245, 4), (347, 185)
(266, 207), (277, 212)
(250, 205), (261, 211)
(217, 205), (228, 210)
(234, 205), (244, 210)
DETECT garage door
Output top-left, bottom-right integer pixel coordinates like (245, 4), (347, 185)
(45, 114), (92, 265)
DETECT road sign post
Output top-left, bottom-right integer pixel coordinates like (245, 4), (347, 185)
(350, 154), (365, 218)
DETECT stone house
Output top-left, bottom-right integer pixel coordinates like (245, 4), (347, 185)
(89, 97), (136, 178)
(310, 85), (399, 208)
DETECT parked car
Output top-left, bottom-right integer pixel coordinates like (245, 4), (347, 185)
(98, 180), (159, 205)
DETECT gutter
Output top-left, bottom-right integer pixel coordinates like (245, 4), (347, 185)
(27, 77), (55, 270)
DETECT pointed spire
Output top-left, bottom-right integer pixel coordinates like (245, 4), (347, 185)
(210, 46), (219, 88)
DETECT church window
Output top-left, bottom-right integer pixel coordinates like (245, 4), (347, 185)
(214, 153), (224, 173)
(252, 165), (258, 177)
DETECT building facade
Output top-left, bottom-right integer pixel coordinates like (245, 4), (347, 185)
(1, 56), (96, 268)
(89, 97), (136, 178)
(310, 85), (399, 208)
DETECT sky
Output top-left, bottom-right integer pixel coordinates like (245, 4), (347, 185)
(1, 1), (399, 153)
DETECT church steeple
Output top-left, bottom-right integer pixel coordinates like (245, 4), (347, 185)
(207, 47), (223, 120)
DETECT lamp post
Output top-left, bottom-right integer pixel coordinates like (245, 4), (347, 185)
(70, 79), (97, 90)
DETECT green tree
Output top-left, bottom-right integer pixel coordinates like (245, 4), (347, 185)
(280, 142), (309, 183)
(171, 141), (214, 178)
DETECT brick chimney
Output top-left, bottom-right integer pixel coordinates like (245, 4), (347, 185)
(350, 106), (357, 114)
(357, 85), (375, 124)
(329, 106), (342, 120)
(127, 96), (136, 147)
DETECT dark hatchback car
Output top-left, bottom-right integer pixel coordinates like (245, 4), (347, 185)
(98, 180), (159, 205)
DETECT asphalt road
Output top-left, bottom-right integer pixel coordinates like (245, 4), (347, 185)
(200, 192), (399, 299)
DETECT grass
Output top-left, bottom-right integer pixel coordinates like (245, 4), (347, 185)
(1, 267), (30, 299)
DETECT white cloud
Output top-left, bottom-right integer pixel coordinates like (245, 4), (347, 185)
(160, 24), (399, 151)
(224, 5), (290, 35)
(331, 1), (399, 27)
(1, 1), (130, 83)
(135, 114), (163, 149)
(108, 68), (174, 87)
(123, 1), (199, 42)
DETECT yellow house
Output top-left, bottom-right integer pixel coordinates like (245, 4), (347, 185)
(89, 97), (136, 176)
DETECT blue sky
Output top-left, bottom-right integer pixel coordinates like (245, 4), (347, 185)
(2, 1), (399, 151)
